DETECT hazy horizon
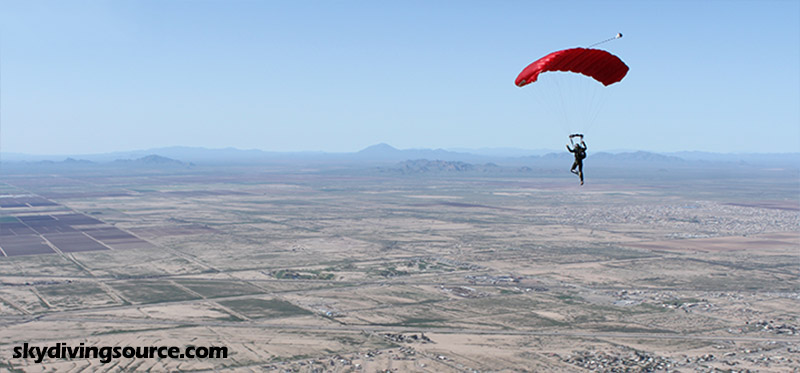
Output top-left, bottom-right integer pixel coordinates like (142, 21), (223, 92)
(4, 142), (800, 160)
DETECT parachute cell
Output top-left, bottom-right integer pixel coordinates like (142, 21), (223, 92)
(515, 48), (629, 87)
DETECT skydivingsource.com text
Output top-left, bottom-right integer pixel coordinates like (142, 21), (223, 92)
(13, 342), (228, 364)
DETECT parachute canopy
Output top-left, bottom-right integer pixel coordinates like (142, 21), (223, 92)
(515, 48), (629, 87)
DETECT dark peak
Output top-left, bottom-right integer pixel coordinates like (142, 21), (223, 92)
(63, 158), (93, 164)
(114, 154), (186, 166)
(137, 154), (181, 164)
(358, 143), (399, 154)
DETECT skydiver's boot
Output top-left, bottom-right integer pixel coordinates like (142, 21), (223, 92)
(579, 172), (584, 185)
(570, 169), (578, 175)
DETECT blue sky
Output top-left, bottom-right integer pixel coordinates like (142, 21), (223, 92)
(1, 0), (798, 155)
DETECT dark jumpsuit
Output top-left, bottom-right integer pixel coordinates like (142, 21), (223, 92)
(567, 142), (586, 183)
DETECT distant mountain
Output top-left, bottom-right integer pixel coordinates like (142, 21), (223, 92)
(357, 143), (402, 156)
(2, 146), (274, 163)
(591, 151), (685, 163)
(113, 154), (192, 167)
(2, 144), (797, 169)
(62, 157), (94, 164)
(667, 151), (800, 167)
(18, 157), (96, 167)
(354, 143), (478, 162)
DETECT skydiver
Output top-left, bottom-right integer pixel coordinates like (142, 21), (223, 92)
(567, 139), (587, 185)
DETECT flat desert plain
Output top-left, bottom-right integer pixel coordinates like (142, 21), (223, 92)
(0, 164), (797, 372)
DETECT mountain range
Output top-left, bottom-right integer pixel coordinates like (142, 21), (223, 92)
(2, 144), (798, 169)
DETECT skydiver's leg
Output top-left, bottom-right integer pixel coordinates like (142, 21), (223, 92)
(578, 162), (584, 185)
(570, 161), (578, 174)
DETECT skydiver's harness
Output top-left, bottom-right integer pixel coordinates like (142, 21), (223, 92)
(569, 134), (586, 160)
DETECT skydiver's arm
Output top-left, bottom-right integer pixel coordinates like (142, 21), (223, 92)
(566, 145), (573, 152)
(581, 141), (586, 150)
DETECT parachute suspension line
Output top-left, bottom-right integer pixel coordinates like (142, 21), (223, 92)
(582, 33), (622, 134)
(562, 71), (599, 135)
(552, 73), (575, 134)
(526, 76), (568, 138)
(578, 73), (598, 132)
(584, 79), (606, 131)
(588, 32), (622, 48)
(582, 82), (616, 136)
(528, 73), (576, 137)
(536, 73), (601, 137)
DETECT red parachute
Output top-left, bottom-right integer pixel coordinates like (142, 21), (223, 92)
(515, 48), (629, 87)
